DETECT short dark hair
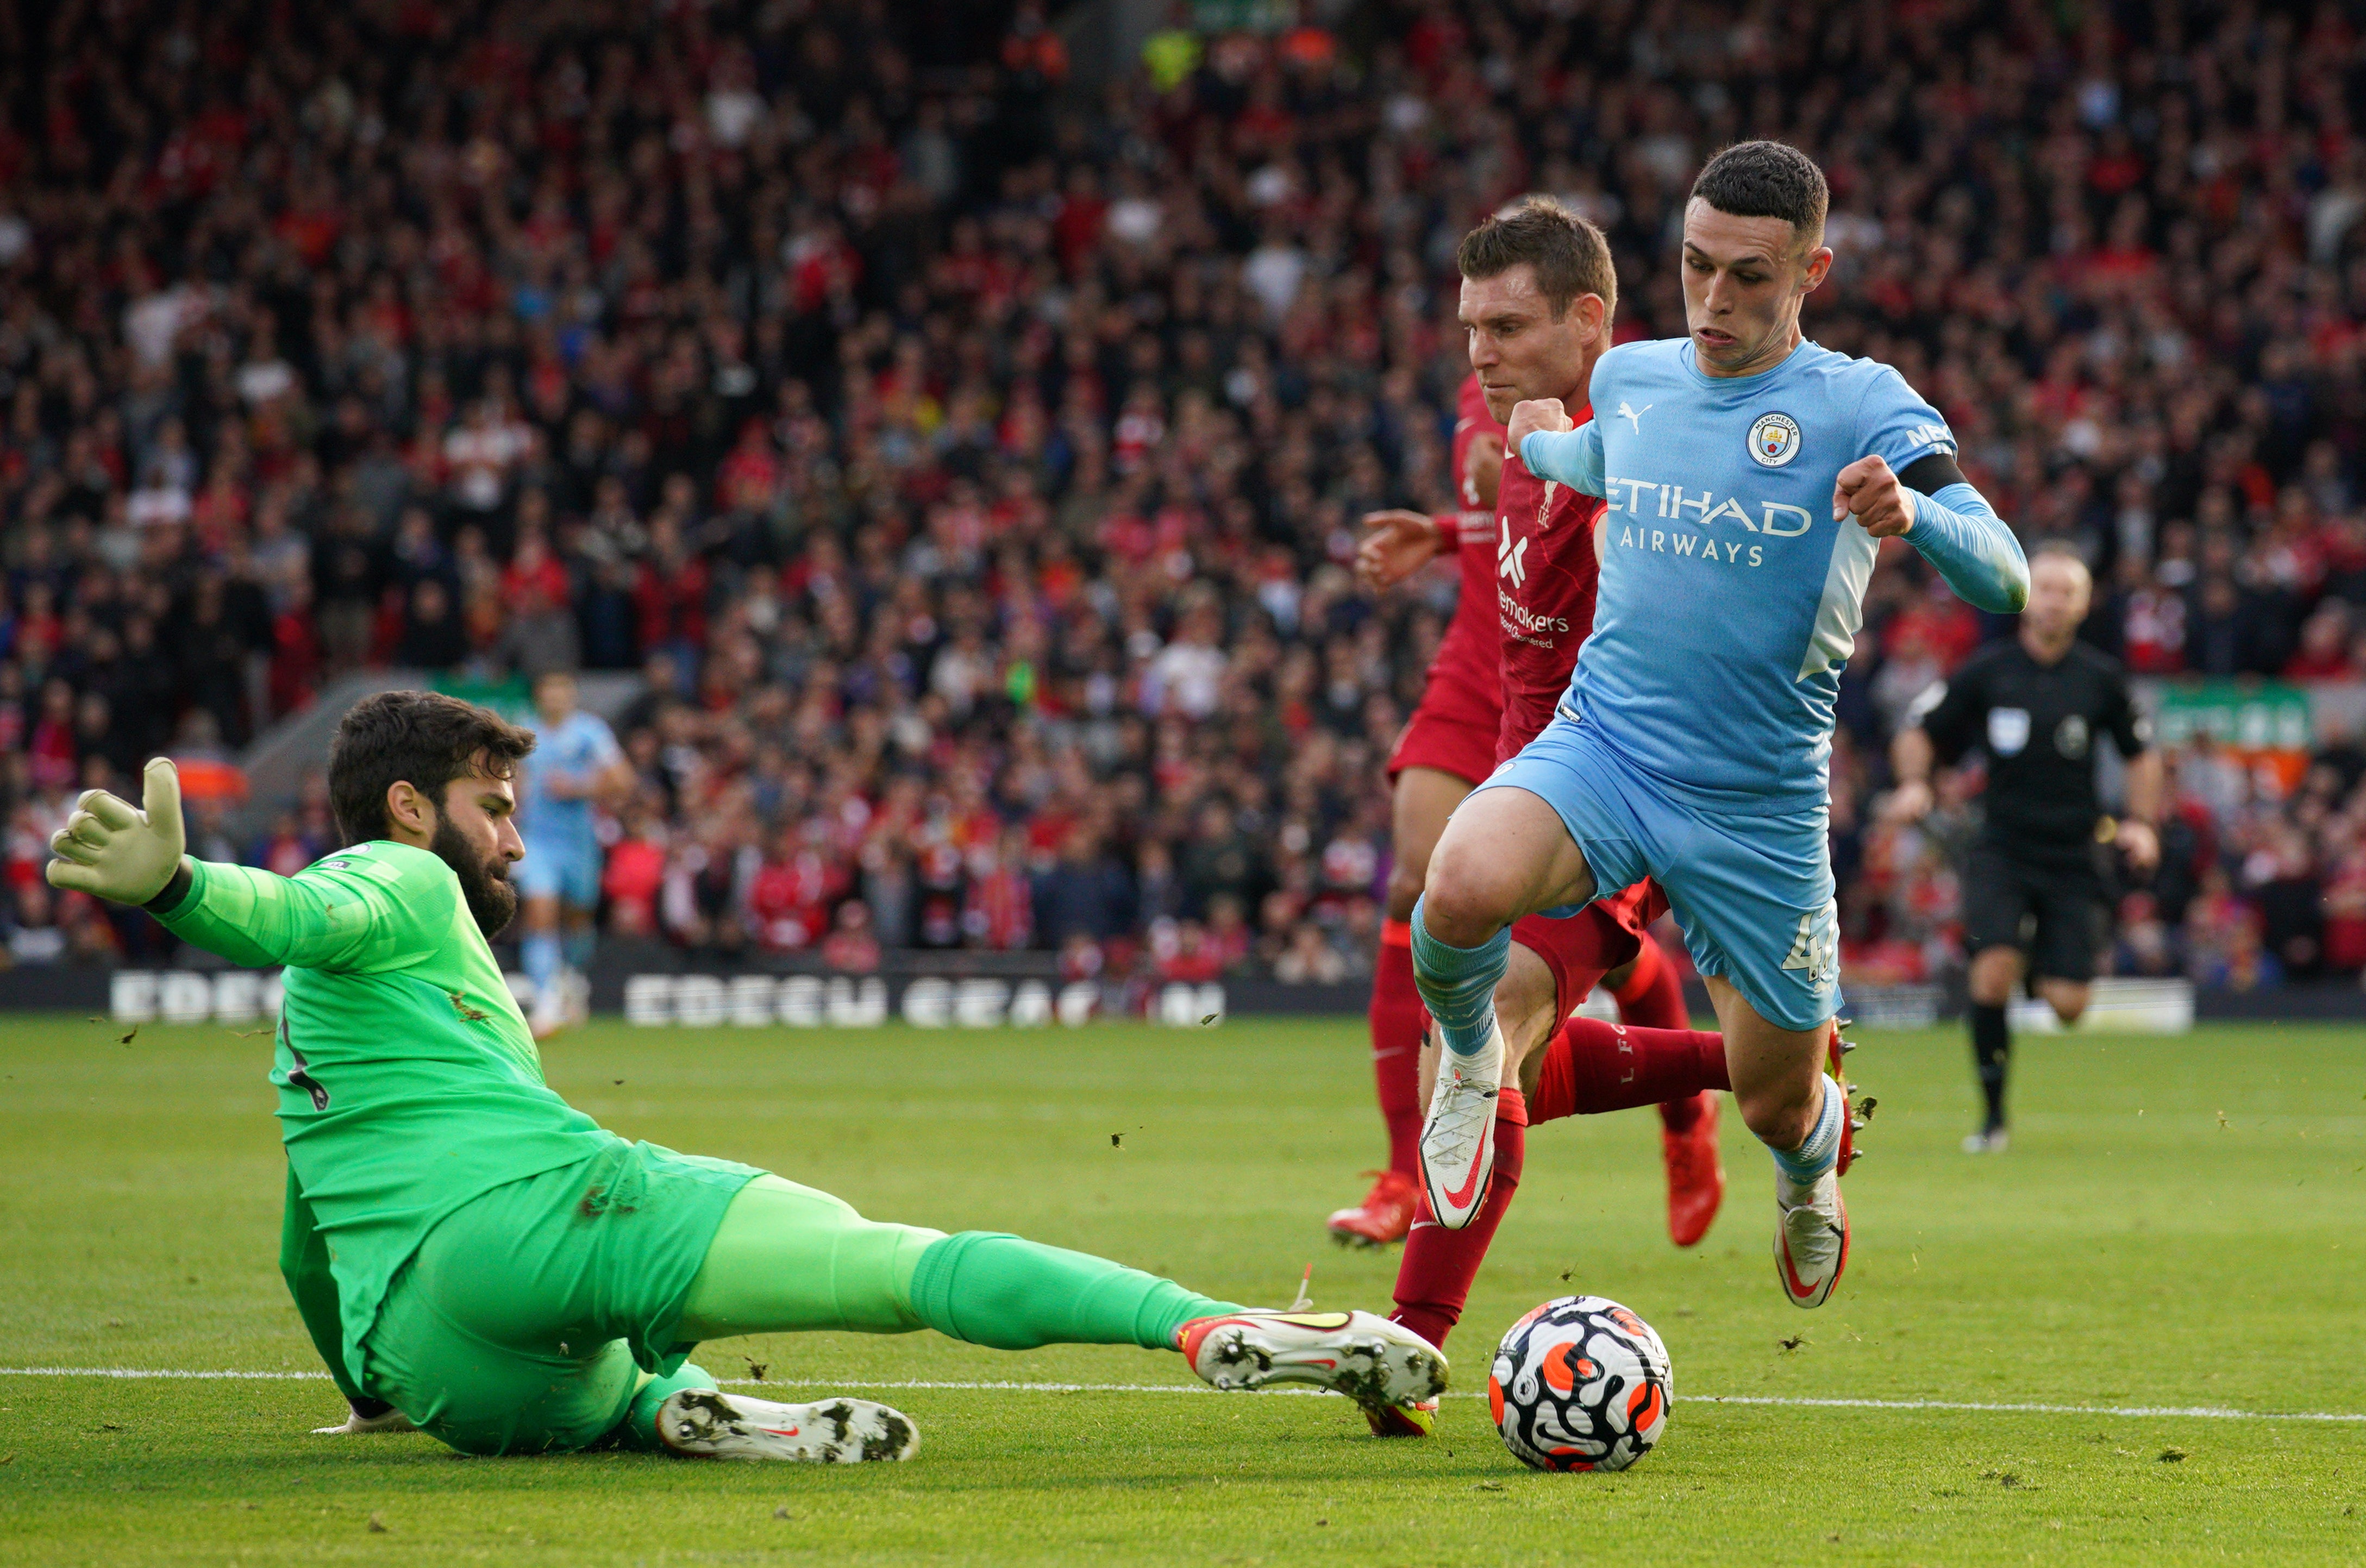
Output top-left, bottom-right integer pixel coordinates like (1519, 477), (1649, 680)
(327, 689), (536, 846)
(1456, 196), (1618, 323)
(1690, 141), (1829, 247)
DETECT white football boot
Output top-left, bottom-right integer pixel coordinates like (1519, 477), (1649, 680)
(1772, 1168), (1850, 1308)
(655, 1388), (919, 1463)
(1176, 1310), (1449, 1413)
(1773, 1046), (1858, 1309)
(311, 1401), (416, 1435)
(1417, 1019), (1503, 1229)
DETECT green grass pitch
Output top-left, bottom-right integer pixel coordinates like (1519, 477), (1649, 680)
(2, 1013), (2363, 1565)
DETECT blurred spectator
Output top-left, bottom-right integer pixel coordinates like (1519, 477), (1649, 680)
(2, 0), (2363, 996)
(822, 900), (883, 974)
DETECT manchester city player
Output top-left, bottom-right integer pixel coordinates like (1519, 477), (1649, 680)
(517, 670), (631, 1037)
(1409, 141), (2028, 1309)
(46, 693), (1447, 1459)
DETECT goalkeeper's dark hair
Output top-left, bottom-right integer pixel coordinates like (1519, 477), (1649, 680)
(328, 689), (537, 845)
(1456, 196), (1617, 323)
(1691, 140), (1828, 248)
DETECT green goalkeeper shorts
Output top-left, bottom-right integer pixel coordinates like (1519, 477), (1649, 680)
(362, 1139), (762, 1456)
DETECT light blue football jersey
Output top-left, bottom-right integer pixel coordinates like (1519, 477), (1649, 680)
(1523, 336), (1994, 811)
(521, 708), (622, 844)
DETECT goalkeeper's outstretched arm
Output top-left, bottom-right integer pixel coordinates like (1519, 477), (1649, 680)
(47, 760), (403, 973)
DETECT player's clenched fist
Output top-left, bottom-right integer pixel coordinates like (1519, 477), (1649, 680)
(46, 757), (186, 905)
(1505, 397), (1573, 453)
(1834, 454), (1917, 538)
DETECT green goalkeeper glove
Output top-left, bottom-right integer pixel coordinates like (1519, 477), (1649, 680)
(46, 757), (188, 906)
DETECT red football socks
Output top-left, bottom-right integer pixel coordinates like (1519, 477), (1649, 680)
(1610, 941), (1710, 1134)
(1368, 920), (1426, 1178)
(1611, 937), (1687, 1029)
(1389, 1088), (1528, 1353)
(1530, 1016), (1730, 1126)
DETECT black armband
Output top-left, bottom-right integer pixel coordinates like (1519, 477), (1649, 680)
(1898, 452), (1968, 496)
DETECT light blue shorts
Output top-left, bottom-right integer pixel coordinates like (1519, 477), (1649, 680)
(1473, 712), (1843, 1033)
(516, 833), (603, 907)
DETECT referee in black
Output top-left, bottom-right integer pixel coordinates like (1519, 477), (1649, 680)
(1888, 543), (2163, 1153)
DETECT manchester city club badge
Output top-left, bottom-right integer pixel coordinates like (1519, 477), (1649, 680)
(1748, 411), (1801, 467)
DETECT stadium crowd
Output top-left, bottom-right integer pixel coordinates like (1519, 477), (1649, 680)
(3, 0), (2366, 990)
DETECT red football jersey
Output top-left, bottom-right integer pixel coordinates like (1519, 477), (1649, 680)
(1429, 376), (1509, 711)
(1493, 404), (1608, 762)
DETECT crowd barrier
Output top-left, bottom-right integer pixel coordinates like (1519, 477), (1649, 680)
(4, 959), (2342, 1029)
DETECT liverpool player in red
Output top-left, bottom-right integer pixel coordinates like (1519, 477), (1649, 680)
(1331, 203), (1726, 1250)
(1351, 200), (1755, 1435)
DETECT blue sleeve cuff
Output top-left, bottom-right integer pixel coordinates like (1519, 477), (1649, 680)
(1908, 483), (2029, 614)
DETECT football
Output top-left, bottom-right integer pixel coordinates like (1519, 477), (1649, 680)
(1488, 1295), (1674, 1472)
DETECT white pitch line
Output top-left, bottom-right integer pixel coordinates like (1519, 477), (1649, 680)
(1686, 1394), (2366, 1423)
(5, 1367), (2363, 1423)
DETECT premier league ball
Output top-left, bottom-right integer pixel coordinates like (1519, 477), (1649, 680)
(1488, 1295), (1673, 1472)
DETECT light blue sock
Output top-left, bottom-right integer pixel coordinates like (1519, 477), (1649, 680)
(1769, 1077), (1842, 1184)
(1409, 895), (1511, 1058)
(563, 925), (596, 972)
(523, 930), (562, 994)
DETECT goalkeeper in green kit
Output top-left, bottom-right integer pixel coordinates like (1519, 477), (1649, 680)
(48, 691), (1445, 1462)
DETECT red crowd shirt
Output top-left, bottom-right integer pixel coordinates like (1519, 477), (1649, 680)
(1493, 403), (1608, 762)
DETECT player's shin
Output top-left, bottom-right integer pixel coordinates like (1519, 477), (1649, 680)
(1768, 1074), (1844, 1184)
(1368, 921), (1427, 1178)
(1607, 942), (1712, 1133)
(1528, 1017), (1729, 1122)
(1407, 896), (1511, 1059)
(1409, 897), (1510, 1229)
(910, 1232), (1241, 1351)
(1329, 925), (1425, 1246)
(1389, 1089), (1528, 1357)
(1969, 1002), (2010, 1146)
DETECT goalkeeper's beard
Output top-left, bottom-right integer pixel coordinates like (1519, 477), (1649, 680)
(429, 816), (519, 940)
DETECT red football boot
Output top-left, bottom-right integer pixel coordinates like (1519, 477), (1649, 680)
(1326, 1169), (1419, 1248)
(1661, 1093), (1724, 1248)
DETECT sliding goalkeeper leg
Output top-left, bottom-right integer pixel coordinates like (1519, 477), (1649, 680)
(360, 1149), (1447, 1462)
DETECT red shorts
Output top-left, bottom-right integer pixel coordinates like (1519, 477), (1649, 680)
(1387, 706), (1498, 788)
(1387, 659), (1501, 787)
(1511, 881), (1667, 1021)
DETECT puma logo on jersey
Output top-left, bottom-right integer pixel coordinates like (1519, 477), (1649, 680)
(1617, 400), (1652, 432)
(1498, 519), (1529, 587)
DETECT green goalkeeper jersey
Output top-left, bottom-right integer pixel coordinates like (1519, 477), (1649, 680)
(154, 841), (620, 1387)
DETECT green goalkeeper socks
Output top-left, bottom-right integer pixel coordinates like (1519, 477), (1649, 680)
(907, 1232), (1241, 1352)
(616, 1363), (718, 1452)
